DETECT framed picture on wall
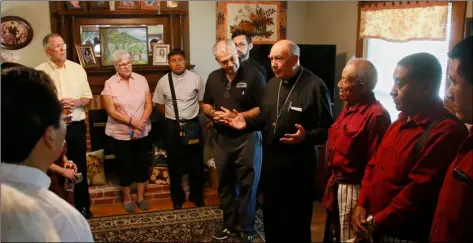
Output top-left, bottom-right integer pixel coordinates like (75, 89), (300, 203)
(153, 44), (170, 65)
(141, 0), (160, 10)
(115, 1), (140, 10)
(0, 16), (34, 50)
(75, 44), (99, 68)
(99, 26), (148, 66)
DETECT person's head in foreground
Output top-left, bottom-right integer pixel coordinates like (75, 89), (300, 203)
(1, 65), (65, 171)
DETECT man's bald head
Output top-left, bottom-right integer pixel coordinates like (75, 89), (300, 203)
(269, 39), (300, 79)
(345, 58), (378, 92)
(272, 39), (300, 57)
(213, 39), (237, 57)
(213, 39), (240, 75)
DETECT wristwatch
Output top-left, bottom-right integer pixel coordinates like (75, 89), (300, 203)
(366, 215), (374, 225)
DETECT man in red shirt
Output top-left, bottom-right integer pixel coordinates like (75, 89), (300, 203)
(323, 58), (391, 242)
(352, 53), (469, 242)
(430, 36), (473, 243)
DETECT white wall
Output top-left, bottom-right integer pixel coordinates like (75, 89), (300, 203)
(0, 1), (51, 67)
(306, 1), (358, 115)
(467, 1), (472, 18)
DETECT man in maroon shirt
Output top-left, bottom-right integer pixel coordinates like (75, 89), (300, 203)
(430, 36), (473, 243)
(351, 53), (469, 242)
(323, 58), (391, 242)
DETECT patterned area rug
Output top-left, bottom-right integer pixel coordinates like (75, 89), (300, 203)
(88, 206), (265, 242)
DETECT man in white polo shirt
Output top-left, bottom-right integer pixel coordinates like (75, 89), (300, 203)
(153, 48), (205, 209)
(1, 64), (93, 241)
(36, 33), (93, 219)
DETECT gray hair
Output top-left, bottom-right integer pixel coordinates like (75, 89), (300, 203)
(287, 40), (300, 56)
(42, 33), (62, 49)
(111, 50), (131, 68)
(347, 58), (378, 91)
(213, 39), (236, 57)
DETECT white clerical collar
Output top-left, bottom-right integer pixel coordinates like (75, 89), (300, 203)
(0, 163), (51, 189)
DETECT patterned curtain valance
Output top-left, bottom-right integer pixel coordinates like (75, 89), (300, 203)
(359, 1), (449, 42)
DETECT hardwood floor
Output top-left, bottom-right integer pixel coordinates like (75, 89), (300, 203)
(90, 189), (327, 242)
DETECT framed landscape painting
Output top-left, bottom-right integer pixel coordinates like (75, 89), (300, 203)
(216, 1), (287, 44)
(99, 27), (148, 66)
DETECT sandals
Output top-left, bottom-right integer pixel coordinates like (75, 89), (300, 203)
(123, 200), (150, 213)
(123, 201), (136, 213)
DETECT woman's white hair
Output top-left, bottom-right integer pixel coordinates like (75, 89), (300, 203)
(1, 184), (60, 242)
(111, 50), (131, 68)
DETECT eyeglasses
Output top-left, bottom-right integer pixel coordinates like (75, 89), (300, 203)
(224, 82), (231, 99)
(118, 62), (132, 69)
(51, 43), (67, 51)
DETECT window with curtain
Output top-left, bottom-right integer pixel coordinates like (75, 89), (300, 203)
(360, 2), (452, 120)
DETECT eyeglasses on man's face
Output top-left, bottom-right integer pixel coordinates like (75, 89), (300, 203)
(224, 82), (231, 99)
(50, 43), (67, 51)
(118, 61), (132, 69)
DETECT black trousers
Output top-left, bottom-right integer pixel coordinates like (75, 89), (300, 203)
(262, 145), (315, 243)
(214, 131), (262, 234)
(113, 136), (151, 187)
(165, 118), (204, 205)
(65, 120), (90, 211)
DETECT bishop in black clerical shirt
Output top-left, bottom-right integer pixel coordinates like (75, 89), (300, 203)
(225, 40), (333, 243)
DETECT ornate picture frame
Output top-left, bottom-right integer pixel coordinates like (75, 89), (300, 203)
(115, 1), (140, 10)
(153, 44), (170, 65)
(0, 16), (34, 50)
(75, 44), (99, 68)
(216, 1), (287, 44)
(141, 0), (160, 10)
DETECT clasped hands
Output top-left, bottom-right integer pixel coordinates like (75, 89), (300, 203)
(129, 117), (146, 139)
(60, 98), (82, 109)
(215, 106), (306, 145)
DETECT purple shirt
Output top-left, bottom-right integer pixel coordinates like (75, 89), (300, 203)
(101, 72), (151, 140)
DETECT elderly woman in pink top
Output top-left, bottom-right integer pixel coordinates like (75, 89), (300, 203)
(101, 50), (153, 213)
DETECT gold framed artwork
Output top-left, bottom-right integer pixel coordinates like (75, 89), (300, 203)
(216, 1), (287, 44)
(153, 44), (170, 65)
(166, 1), (179, 8)
(75, 44), (98, 68)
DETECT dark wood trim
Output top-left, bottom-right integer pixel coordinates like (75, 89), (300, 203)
(355, 2), (364, 57)
(444, 1), (467, 110)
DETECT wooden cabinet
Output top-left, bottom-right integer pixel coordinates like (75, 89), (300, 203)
(48, 1), (192, 94)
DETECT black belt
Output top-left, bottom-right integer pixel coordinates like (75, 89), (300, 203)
(165, 117), (198, 124)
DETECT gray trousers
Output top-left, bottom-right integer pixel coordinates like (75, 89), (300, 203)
(214, 131), (262, 234)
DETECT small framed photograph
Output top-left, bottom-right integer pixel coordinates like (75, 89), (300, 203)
(465, 18), (472, 38)
(153, 44), (170, 65)
(141, 0), (160, 10)
(115, 1), (140, 10)
(166, 1), (179, 8)
(1, 16), (34, 50)
(75, 44), (98, 68)
(65, 1), (86, 10)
